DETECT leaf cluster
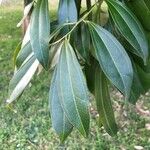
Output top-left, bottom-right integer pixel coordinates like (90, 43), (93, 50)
(7, 0), (150, 141)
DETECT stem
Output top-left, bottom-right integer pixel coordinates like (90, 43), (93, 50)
(24, 0), (33, 6)
(49, 2), (98, 46)
(23, 0), (33, 35)
(86, 0), (92, 20)
(49, 22), (76, 42)
(95, 0), (103, 24)
(75, 0), (82, 18)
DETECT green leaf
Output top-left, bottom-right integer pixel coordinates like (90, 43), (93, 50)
(125, 0), (150, 31)
(106, 0), (148, 63)
(129, 62), (145, 104)
(7, 56), (39, 104)
(49, 68), (73, 142)
(30, 0), (50, 69)
(56, 40), (90, 137)
(58, 0), (78, 24)
(16, 24), (32, 68)
(49, 43), (62, 70)
(136, 64), (150, 91)
(94, 64), (118, 136)
(84, 57), (97, 94)
(73, 23), (90, 61)
(16, 41), (32, 67)
(88, 22), (133, 98)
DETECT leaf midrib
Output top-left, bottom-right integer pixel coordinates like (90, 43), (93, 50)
(90, 24), (127, 96)
(107, 0), (146, 57)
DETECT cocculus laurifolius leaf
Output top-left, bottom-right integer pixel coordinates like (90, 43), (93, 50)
(7, 55), (39, 104)
(58, 0), (78, 24)
(106, 0), (149, 63)
(49, 40), (90, 138)
(49, 66), (73, 142)
(88, 22), (133, 98)
(94, 64), (118, 136)
(30, 0), (50, 69)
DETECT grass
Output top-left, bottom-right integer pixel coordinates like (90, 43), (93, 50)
(0, 3), (150, 150)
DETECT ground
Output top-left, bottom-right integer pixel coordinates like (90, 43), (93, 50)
(0, 2), (150, 150)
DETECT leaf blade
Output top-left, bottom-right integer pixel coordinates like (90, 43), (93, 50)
(16, 41), (32, 67)
(56, 40), (90, 137)
(30, 0), (50, 69)
(95, 65), (118, 136)
(106, 0), (148, 63)
(88, 22), (133, 98)
(58, 0), (78, 24)
(49, 68), (73, 142)
(7, 56), (39, 103)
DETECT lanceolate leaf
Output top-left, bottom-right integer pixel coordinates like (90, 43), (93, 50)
(58, 0), (78, 24)
(15, 24), (31, 68)
(16, 41), (32, 67)
(137, 65), (150, 91)
(30, 0), (50, 69)
(72, 23), (90, 62)
(56, 40), (90, 137)
(106, 0), (148, 63)
(84, 57), (97, 94)
(94, 65), (118, 136)
(78, 23), (90, 61)
(49, 43), (62, 70)
(7, 56), (39, 103)
(129, 61), (150, 104)
(88, 22), (133, 98)
(49, 68), (73, 142)
(129, 62), (145, 104)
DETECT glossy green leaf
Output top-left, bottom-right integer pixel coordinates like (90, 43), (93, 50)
(84, 57), (97, 94)
(49, 43), (62, 70)
(49, 68), (73, 142)
(144, 0), (150, 9)
(7, 56), (39, 104)
(56, 40), (90, 137)
(129, 62), (145, 104)
(137, 64), (150, 91)
(88, 22), (133, 98)
(16, 41), (32, 67)
(16, 23), (32, 68)
(74, 23), (90, 61)
(106, 0), (148, 63)
(125, 0), (150, 31)
(58, 0), (78, 24)
(94, 64), (118, 136)
(133, 31), (150, 73)
(30, 0), (50, 69)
